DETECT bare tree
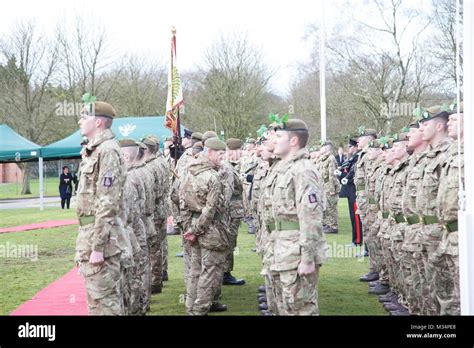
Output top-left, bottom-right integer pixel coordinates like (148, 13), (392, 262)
(187, 32), (274, 139)
(56, 16), (111, 122)
(0, 21), (59, 193)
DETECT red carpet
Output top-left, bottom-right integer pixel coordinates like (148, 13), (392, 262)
(0, 219), (78, 234)
(10, 267), (88, 316)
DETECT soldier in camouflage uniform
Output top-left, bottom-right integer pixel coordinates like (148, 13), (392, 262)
(434, 102), (464, 315)
(221, 138), (246, 286)
(134, 142), (156, 306)
(370, 138), (393, 296)
(354, 128), (377, 248)
(398, 112), (429, 315)
(240, 139), (260, 234)
(317, 140), (341, 234)
(76, 100), (128, 315)
(141, 137), (166, 293)
(179, 138), (230, 316)
(417, 105), (452, 315)
(384, 132), (410, 316)
(360, 139), (384, 282)
(119, 139), (149, 315)
(170, 131), (204, 284)
(270, 119), (328, 315)
(258, 129), (283, 315)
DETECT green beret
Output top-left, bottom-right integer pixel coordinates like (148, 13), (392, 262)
(119, 138), (138, 148)
(191, 132), (203, 141)
(378, 136), (393, 150)
(226, 138), (243, 150)
(419, 104), (450, 123)
(357, 126), (377, 138)
(87, 101), (117, 118)
(202, 131), (218, 143)
(205, 138), (226, 151)
(277, 119), (309, 132)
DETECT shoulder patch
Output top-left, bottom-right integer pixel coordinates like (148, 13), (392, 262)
(103, 170), (114, 187)
(308, 187), (318, 204)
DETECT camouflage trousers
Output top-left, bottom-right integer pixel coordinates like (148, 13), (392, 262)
(183, 235), (193, 289)
(224, 217), (241, 273)
(150, 218), (167, 290)
(375, 217), (391, 286)
(323, 193), (339, 229)
(162, 236), (168, 272)
(78, 254), (124, 315)
(272, 265), (320, 316)
(389, 222), (408, 308)
(365, 207), (379, 273)
(129, 243), (150, 315)
(186, 244), (226, 316)
(264, 271), (280, 315)
(433, 231), (460, 315)
(420, 223), (444, 315)
(401, 225), (423, 315)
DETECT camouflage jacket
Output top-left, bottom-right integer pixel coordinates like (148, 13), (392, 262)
(180, 155), (230, 251)
(76, 128), (127, 258)
(318, 153), (341, 195)
(402, 151), (429, 218)
(388, 156), (410, 216)
(437, 142), (464, 224)
(416, 137), (452, 217)
(220, 160), (244, 219)
(270, 148), (328, 270)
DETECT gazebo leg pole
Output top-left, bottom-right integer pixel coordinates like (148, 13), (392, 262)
(39, 157), (44, 211)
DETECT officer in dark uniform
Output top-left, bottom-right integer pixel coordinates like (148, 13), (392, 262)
(336, 137), (363, 246)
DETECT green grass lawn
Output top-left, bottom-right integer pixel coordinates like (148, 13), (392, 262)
(0, 207), (77, 228)
(0, 199), (386, 315)
(0, 177), (61, 200)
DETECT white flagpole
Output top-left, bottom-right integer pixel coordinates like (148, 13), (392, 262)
(319, 0), (327, 141)
(459, 0), (474, 315)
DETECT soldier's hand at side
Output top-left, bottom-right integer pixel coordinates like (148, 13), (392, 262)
(334, 169), (341, 176)
(341, 178), (348, 185)
(89, 251), (104, 266)
(184, 231), (196, 243)
(297, 261), (316, 276)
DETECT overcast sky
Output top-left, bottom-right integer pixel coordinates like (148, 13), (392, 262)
(0, 0), (432, 97)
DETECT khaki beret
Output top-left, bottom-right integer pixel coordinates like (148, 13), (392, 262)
(202, 131), (218, 143)
(119, 138), (138, 147)
(420, 105), (450, 123)
(449, 101), (463, 114)
(357, 126), (377, 137)
(192, 141), (203, 153)
(191, 132), (203, 141)
(136, 141), (147, 150)
(320, 139), (333, 147)
(141, 136), (158, 147)
(368, 139), (381, 148)
(226, 138), (243, 150)
(277, 119), (308, 132)
(392, 132), (409, 143)
(92, 101), (117, 118)
(204, 138), (226, 151)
